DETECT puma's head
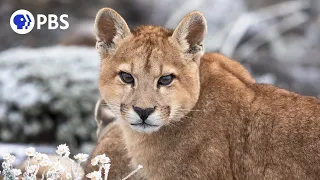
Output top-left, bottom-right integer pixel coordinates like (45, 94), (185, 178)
(95, 8), (207, 133)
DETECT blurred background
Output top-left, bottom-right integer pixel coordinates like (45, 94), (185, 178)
(0, 0), (319, 165)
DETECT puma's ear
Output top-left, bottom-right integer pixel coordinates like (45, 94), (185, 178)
(94, 8), (131, 54)
(94, 99), (116, 139)
(171, 11), (207, 61)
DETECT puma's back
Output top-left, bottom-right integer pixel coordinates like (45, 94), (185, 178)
(88, 8), (320, 180)
(197, 53), (320, 179)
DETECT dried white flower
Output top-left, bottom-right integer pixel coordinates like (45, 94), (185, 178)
(25, 147), (36, 157)
(35, 152), (48, 162)
(2, 143), (105, 180)
(86, 171), (100, 180)
(12, 169), (22, 176)
(7, 155), (16, 164)
(64, 151), (70, 158)
(99, 156), (110, 164)
(39, 159), (52, 167)
(56, 144), (70, 156)
(28, 165), (37, 173)
(91, 156), (100, 166)
(66, 173), (72, 179)
(91, 154), (110, 166)
(2, 153), (11, 160)
(74, 153), (89, 163)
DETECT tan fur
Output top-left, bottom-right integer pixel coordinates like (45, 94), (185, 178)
(94, 99), (116, 140)
(86, 122), (133, 179)
(88, 8), (320, 180)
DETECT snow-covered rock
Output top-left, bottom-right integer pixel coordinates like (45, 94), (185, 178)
(0, 46), (100, 152)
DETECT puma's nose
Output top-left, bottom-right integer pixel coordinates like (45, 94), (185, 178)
(133, 106), (155, 121)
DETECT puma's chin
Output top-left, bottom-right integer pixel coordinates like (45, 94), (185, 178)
(129, 123), (162, 134)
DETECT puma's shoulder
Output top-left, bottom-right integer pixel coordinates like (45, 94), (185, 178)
(200, 53), (255, 85)
(200, 52), (319, 108)
(196, 53), (257, 106)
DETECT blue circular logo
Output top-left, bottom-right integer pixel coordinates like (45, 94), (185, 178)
(10, 9), (35, 34)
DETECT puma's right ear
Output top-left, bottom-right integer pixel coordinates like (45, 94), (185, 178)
(94, 99), (116, 139)
(94, 8), (131, 54)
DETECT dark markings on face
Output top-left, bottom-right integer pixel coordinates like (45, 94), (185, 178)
(130, 62), (134, 74)
(159, 64), (163, 76)
(120, 103), (126, 114)
(144, 47), (152, 73)
(162, 106), (171, 117)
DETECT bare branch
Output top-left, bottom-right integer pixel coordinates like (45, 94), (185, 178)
(235, 12), (309, 60)
(219, 0), (310, 57)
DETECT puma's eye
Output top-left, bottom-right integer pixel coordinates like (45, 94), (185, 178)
(158, 74), (175, 86)
(119, 72), (134, 84)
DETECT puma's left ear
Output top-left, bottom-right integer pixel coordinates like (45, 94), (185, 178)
(170, 11), (207, 62)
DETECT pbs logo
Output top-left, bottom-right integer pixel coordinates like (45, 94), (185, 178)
(10, 9), (69, 35)
(10, 9), (35, 34)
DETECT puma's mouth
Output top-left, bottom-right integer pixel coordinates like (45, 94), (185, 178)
(130, 123), (159, 127)
(129, 122), (161, 133)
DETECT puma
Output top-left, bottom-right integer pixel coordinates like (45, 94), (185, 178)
(87, 8), (320, 180)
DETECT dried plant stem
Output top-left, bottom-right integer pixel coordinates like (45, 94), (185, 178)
(122, 165), (143, 180)
(104, 164), (110, 180)
(220, 0), (310, 57)
(235, 12), (309, 59)
(32, 163), (40, 179)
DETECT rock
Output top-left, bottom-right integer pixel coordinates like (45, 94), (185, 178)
(0, 46), (100, 152)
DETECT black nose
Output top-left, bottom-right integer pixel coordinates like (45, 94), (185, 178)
(133, 106), (155, 121)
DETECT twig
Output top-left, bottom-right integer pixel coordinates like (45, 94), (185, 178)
(219, 0), (310, 57)
(121, 165), (143, 180)
(235, 12), (309, 60)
